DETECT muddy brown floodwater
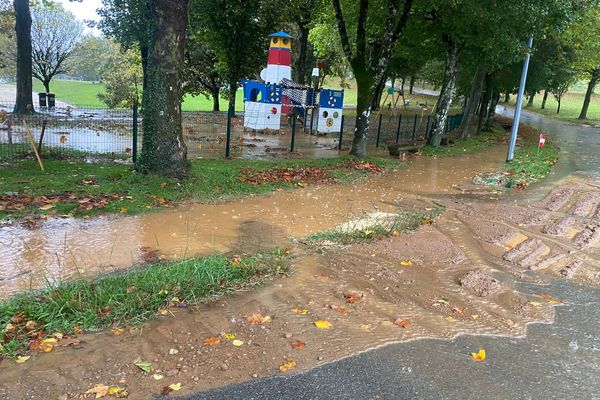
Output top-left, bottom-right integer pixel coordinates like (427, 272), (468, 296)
(1, 142), (600, 400)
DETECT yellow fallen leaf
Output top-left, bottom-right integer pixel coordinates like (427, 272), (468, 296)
(471, 349), (486, 362)
(223, 333), (236, 340)
(400, 260), (413, 267)
(247, 313), (271, 325)
(15, 355), (30, 364)
(168, 383), (182, 391)
(153, 374), (164, 380)
(529, 301), (542, 307)
(39, 204), (55, 211)
(291, 308), (309, 315)
(232, 340), (244, 347)
(157, 307), (169, 316)
(314, 320), (332, 329)
(445, 316), (457, 322)
(107, 387), (128, 397)
(119, 208), (128, 214)
(279, 360), (297, 373)
(111, 328), (125, 335)
(85, 384), (109, 398)
(533, 293), (562, 305)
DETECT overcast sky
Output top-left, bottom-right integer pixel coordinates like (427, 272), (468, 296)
(54, 0), (103, 32)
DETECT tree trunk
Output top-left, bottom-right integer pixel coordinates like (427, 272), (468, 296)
(578, 71), (599, 120)
(401, 78), (405, 94)
(526, 92), (535, 108)
(484, 91), (500, 131)
(557, 97), (562, 114)
(138, 0), (189, 176)
(13, 0), (34, 114)
(227, 83), (236, 114)
(211, 86), (220, 112)
(370, 77), (386, 111)
(428, 42), (459, 147)
(295, 24), (310, 85)
(541, 89), (549, 109)
(409, 75), (415, 95)
(43, 80), (50, 93)
(350, 71), (375, 158)
(476, 74), (492, 135)
(458, 66), (486, 140)
(504, 92), (510, 103)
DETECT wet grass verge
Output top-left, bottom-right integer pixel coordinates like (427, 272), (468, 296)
(0, 250), (289, 359)
(504, 144), (560, 188)
(305, 208), (442, 246)
(420, 124), (507, 157)
(0, 156), (400, 223)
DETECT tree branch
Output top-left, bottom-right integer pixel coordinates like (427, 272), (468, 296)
(332, 0), (353, 62)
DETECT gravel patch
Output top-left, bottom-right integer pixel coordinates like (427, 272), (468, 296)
(536, 185), (577, 211)
(459, 270), (502, 297)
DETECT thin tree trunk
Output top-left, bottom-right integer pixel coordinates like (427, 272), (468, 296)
(137, 0), (189, 176)
(43, 80), (50, 93)
(484, 91), (500, 131)
(409, 75), (415, 95)
(227, 83), (237, 114)
(295, 25), (310, 85)
(476, 74), (492, 135)
(13, 0), (34, 114)
(350, 71), (375, 158)
(370, 77), (386, 111)
(578, 71), (599, 120)
(401, 78), (405, 93)
(557, 98), (562, 114)
(541, 89), (549, 109)
(211, 87), (220, 112)
(428, 42), (459, 147)
(526, 92), (535, 108)
(504, 92), (510, 103)
(458, 66), (486, 140)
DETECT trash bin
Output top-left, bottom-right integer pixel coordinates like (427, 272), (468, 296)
(38, 92), (47, 107)
(47, 93), (56, 108)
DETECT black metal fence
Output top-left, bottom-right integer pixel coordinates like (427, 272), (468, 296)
(0, 102), (463, 164)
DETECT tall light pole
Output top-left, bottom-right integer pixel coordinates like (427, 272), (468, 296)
(507, 36), (534, 162)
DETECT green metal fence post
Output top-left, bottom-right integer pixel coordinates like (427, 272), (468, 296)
(338, 115), (345, 150)
(290, 113), (297, 153)
(225, 107), (232, 159)
(412, 114), (418, 141)
(395, 114), (402, 143)
(132, 102), (138, 164)
(376, 113), (383, 148)
(425, 115), (431, 139)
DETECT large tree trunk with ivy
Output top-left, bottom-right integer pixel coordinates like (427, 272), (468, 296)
(458, 66), (486, 140)
(352, 72), (376, 157)
(138, 0), (189, 176)
(578, 70), (599, 120)
(484, 91), (500, 131)
(13, 0), (34, 114)
(428, 41), (459, 147)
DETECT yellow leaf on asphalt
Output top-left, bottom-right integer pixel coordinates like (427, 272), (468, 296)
(85, 384), (110, 398)
(232, 340), (244, 347)
(291, 308), (309, 315)
(168, 383), (182, 391)
(15, 355), (30, 364)
(107, 387), (128, 397)
(222, 333), (236, 340)
(314, 320), (332, 329)
(400, 260), (413, 267)
(279, 360), (297, 373)
(471, 349), (486, 362)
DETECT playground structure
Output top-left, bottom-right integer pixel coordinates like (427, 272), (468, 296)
(242, 32), (344, 134)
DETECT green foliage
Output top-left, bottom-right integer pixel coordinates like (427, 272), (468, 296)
(97, 48), (143, 108)
(70, 35), (121, 81)
(0, 251), (289, 357)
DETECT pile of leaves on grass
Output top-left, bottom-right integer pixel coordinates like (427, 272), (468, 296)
(241, 160), (384, 185)
(0, 192), (124, 214)
(0, 251), (289, 360)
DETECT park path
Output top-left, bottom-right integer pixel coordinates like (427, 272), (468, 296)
(0, 83), (71, 108)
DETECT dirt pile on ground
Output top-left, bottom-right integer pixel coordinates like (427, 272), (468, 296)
(459, 270), (502, 297)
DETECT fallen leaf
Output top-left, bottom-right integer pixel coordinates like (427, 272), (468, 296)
(400, 260), (413, 267)
(279, 360), (297, 373)
(329, 305), (351, 315)
(107, 387), (128, 397)
(232, 340), (244, 347)
(314, 320), (332, 329)
(445, 316), (457, 322)
(169, 348), (179, 355)
(168, 383), (182, 391)
(153, 374), (164, 380)
(203, 336), (221, 346)
(158, 307), (170, 316)
(222, 333), (236, 340)
(343, 293), (362, 304)
(391, 230), (401, 237)
(291, 308), (309, 315)
(247, 313), (272, 325)
(85, 384), (109, 398)
(394, 319), (412, 328)
(111, 328), (125, 336)
(529, 301), (542, 307)
(451, 307), (464, 314)
(533, 293), (561, 305)
(15, 355), (30, 364)
(38, 204), (54, 211)
(135, 361), (152, 373)
(119, 208), (128, 214)
(471, 349), (486, 362)
(290, 340), (305, 350)
(30, 337), (57, 353)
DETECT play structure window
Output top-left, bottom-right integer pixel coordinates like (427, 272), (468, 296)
(250, 88), (262, 102)
(333, 112), (339, 118)
(322, 111), (328, 118)
(273, 37), (279, 44)
(283, 38), (289, 45)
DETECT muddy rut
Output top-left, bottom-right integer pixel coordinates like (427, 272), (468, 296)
(1, 146), (600, 399)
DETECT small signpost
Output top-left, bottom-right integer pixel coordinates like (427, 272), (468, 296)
(538, 133), (545, 154)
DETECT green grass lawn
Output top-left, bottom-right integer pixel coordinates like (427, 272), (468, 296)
(505, 91), (600, 125)
(33, 80), (107, 108)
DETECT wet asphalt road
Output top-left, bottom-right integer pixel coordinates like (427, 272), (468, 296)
(182, 112), (600, 400)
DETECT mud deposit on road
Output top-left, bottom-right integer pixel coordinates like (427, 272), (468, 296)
(2, 146), (600, 399)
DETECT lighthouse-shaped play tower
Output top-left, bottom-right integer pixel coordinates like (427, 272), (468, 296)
(243, 32), (344, 133)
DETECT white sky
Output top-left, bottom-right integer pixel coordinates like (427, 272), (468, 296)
(54, 0), (103, 34)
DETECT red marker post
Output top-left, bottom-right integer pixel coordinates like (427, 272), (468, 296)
(538, 133), (545, 154)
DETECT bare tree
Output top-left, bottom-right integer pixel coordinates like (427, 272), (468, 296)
(13, 0), (34, 114)
(31, 3), (83, 93)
